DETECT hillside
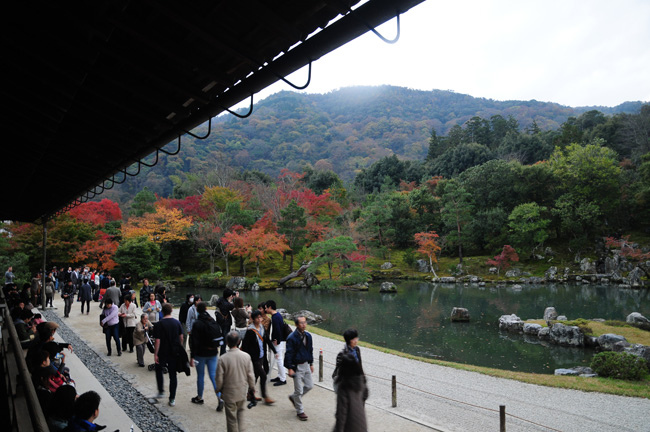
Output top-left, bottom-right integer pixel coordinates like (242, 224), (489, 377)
(100, 85), (645, 202)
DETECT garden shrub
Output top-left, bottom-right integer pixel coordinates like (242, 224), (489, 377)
(590, 351), (648, 381)
(182, 275), (198, 287)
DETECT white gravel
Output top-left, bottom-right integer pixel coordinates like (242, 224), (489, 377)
(313, 332), (650, 432)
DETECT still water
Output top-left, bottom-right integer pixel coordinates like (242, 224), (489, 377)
(167, 282), (650, 374)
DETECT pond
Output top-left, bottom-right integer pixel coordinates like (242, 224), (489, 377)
(166, 282), (650, 374)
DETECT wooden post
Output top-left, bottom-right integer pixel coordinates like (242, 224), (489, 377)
(500, 405), (506, 432)
(319, 349), (323, 382)
(392, 375), (397, 407)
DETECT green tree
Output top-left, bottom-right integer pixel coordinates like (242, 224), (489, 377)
(548, 141), (621, 233)
(130, 187), (157, 217)
(507, 203), (550, 257)
(308, 236), (364, 282)
(278, 200), (308, 271)
(357, 193), (394, 259)
(430, 142), (493, 178)
(113, 236), (161, 280)
(439, 180), (474, 263)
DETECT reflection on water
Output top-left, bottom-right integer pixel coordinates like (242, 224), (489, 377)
(167, 282), (650, 374)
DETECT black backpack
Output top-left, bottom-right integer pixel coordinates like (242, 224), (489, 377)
(200, 317), (224, 351)
(283, 322), (293, 339)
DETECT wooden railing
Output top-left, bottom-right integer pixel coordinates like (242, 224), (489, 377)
(0, 291), (48, 432)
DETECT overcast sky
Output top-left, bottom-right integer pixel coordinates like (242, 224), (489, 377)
(255, 0), (650, 108)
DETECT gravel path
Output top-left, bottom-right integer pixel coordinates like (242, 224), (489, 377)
(43, 309), (183, 432)
(43, 297), (650, 432)
(313, 333), (650, 432)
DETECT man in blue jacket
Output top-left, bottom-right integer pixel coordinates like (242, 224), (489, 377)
(284, 315), (313, 421)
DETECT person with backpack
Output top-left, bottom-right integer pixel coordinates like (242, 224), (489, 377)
(215, 288), (236, 355)
(189, 302), (224, 411)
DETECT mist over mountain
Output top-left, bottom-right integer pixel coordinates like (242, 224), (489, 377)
(102, 85), (646, 202)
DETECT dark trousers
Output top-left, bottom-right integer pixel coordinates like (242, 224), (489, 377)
(219, 324), (230, 355)
(252, 358), (268, 398)
(122, 326), (135, 351)
(64, 297), (74, 317)
(104, 324), (121, 354)
(80, 299), (90, 314)
(156, 356), (177, 400)
(46, 294), (53, 308)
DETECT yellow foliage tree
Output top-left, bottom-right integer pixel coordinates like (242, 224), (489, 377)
(200, 186), (242, 213)
(122, 205), (192, 244)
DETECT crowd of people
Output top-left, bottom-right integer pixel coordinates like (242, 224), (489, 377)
(5, 265), (369, 432)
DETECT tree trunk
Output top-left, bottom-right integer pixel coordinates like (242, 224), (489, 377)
(428, 256), (439, 278)
(256, 261), (260, 277)
(210, 253), (215, 274)
(277, 262), (311, 285)
(225, 252), (230, 276)
(289, 252), (294, 272)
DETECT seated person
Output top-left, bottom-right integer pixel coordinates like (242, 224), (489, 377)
(46, 385), (78, 432)
(14, 309), (36, 348)
(63, 390), (105, 432)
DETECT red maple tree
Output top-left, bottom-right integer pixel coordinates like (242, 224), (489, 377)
(486, 245), (520, 275)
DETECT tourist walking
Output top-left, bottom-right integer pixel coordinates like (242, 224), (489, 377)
(134, 313), (153, 367)
(44, 277), (55, 308)
(178, 293), (194, 350)
(154, 303), (184, 406)
(101, 298), (121, 356)
(216, 288), (236, 355)
(189, 302), (224, 410)
(333, 351), (368, 432)
(79, 279), (92, 314)
(241, 310), (276, 405)
(285, 315), (314, 421)
(139, 278), (154, 307)
(143, 292), (161, 323)
(216, 331), (256, 432)
(61, 280), (75, 318)
(332, 328), (366, 392)
(267, 300), (288, 386)
(103, 280), (120, 308)
(119, 294), (138, 353)
(185, 294), (202, 339)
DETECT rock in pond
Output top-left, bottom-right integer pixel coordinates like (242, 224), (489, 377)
(379, 282), (397, 293)
(523, 323), (542, 335)
(499, 314), (524, 333)
(549, 323), (584, 347)
(543, 307), (558, 321)
(450, 307), (470, 322)
(291, 309), (324, 324)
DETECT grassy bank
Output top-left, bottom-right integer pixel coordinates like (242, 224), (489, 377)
(307, 324), (650, 399)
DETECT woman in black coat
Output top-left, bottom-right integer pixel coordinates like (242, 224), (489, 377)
(333, 351), (368, 432)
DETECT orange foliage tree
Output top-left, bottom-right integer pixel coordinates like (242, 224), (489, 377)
(222, 225), (289, 277)
(73, 231), (119, 270)
(414, 231), (441, 277)
(122, 205), (192, 244)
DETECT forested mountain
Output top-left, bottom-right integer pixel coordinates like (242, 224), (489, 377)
(100, 85), (645, 205)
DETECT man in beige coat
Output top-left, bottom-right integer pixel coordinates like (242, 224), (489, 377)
(216, 331), (256, 432)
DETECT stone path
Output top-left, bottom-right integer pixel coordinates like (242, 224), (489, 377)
(45, 295), (650, 431)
